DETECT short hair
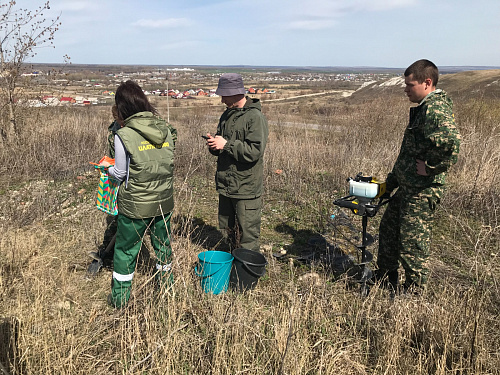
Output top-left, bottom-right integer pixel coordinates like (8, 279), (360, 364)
(115, 80), (157, 121)
(404, 59), (439, 86)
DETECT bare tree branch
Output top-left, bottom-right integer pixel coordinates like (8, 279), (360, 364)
(0, 1), (61, 140)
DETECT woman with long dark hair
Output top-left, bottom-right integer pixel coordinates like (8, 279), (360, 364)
(99, 80), (177, 308)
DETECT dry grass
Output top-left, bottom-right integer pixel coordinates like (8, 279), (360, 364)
(0, 90), (499, 374)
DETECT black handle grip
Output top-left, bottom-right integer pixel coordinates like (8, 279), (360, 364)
(334, 199), (359, 211)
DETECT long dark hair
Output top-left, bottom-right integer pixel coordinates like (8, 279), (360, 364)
(115, 80), (157, 121)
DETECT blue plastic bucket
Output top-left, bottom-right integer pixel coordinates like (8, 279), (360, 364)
(195, 251), (234, 294)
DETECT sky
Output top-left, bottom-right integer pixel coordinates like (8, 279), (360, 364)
(8, 0), (500, 68)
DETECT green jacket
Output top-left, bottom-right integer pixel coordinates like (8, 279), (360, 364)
(212, 97), (269, 199)
(386, 90), (460, 192)
(116, 112), (175, 219)
(107, 120), (122, 158)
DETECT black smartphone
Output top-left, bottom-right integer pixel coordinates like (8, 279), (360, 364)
(201, 135), (210, 140)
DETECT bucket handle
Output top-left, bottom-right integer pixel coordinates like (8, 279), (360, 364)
(194, 263), (223, 279)
(241, 261), (266, 278)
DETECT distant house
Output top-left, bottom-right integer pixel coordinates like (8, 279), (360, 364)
(21, 72), (41, 77)
(43, 96), (59, 106)
(248, 87), (256, 94)
(60, 97), (75, 104)
(26, 99), (46, 107)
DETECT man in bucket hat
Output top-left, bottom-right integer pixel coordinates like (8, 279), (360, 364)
(205, 73), (269, 252)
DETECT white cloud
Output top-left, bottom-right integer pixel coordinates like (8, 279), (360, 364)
(282, 0), (416, 31)
(288, 19), (337, 30)
(360, 0), (417, 11)
(131, 18), (192, 29)
(293, 0), (417, 14)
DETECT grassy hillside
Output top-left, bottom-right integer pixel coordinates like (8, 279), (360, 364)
(0, 72), (499, 374)
(350, 69), (500, 101)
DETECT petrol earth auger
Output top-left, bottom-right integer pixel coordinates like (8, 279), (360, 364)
(333, 173), (391, 296)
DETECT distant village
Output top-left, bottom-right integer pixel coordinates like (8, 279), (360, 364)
(21, 67), (395, 107)
(26, 87), (277, 107)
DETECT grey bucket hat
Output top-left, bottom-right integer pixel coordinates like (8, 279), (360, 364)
(215, 73), (246, 96)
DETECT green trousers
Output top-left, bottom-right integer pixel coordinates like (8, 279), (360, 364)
(110, 212), (173, 308)
(218, 194), (262, 252)
(377, 185), (442, 288)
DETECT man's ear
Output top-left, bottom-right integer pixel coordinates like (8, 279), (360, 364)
(424, 77), (433, 89)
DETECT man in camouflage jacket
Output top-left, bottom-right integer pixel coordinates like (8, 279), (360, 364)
(376, 59), (461, 292)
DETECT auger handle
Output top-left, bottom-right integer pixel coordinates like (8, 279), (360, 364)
(334, 199), (359, 211)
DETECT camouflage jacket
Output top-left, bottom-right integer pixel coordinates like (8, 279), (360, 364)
(386, 89), (460, 191)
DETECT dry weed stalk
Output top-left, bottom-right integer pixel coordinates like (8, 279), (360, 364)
(0, 96), (498, 374)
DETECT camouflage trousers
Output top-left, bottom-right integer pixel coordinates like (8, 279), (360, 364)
(377, 185), (443, 287)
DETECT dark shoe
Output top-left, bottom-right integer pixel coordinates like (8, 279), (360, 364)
(400, 282), (424, 297)
(372, 269), (398, 291)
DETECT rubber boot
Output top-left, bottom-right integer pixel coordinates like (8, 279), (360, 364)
(372, 269), (398, 291)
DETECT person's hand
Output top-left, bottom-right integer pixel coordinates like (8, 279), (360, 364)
(208, 135), (227, 151)
(416, 159), (428, 176)
(380, 191), (392, 200)
(100, 160), (111, 168)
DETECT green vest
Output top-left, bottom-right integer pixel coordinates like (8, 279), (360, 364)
(116, 113), (175, 219)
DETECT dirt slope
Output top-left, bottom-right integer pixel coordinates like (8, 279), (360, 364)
(350, 69), (500, 101)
